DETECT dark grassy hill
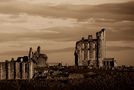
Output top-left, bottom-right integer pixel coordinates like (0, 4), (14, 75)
(0, 70), (134, 90)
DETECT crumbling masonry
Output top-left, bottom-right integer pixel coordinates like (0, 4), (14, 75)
(0, 46), (48, 80)
(74, 29), (106, 67)
(0, 60), (33, 80)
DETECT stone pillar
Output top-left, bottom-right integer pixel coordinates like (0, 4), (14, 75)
(22, 62), (26, 79)
(29, 61), (33, 79)
(15, 62), (20, 79)
(82, 43), (85, 65)
(96, 32), (100, 68)
(7, 62), (11, 79)
(0, 63), (2, 80)
(10, 61), (15, 79)
(2, 62), (6, 79)
(79, 43), (83, 65)
(88, 35), (93, 63)
(74, 48), (78, 66)
(25, 63), (29, 79)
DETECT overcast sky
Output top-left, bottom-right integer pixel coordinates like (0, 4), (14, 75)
(0, 0), (134, 66)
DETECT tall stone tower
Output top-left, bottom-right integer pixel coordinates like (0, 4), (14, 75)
(96, 29), (106, 67)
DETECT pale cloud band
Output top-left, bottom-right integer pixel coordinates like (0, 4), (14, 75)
(2, 0), (133, 5)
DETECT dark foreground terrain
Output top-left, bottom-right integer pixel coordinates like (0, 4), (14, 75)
(0, 70), (134, 90)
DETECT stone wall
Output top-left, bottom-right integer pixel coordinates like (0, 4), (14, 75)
(0, 61), (33, 80)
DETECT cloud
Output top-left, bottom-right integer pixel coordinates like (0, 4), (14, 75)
(17, 0), (134, 5)
(0, 20), (133, 43)
(0, 1), (133, 43)
(0, 1), (133, 21)
(0, 14), (78, 33)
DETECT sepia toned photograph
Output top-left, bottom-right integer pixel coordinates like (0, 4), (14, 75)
(0, 0), (134, 90)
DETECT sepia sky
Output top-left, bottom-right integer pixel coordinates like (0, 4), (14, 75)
(0, 0), (134, 66)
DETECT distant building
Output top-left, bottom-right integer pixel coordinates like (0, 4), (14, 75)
(0, 46), (48, 80)
(29, 46), (48, 68)
(102, 58), (115, 69)
(74, 29), (106, 68)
